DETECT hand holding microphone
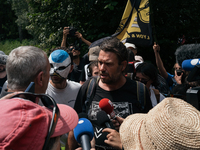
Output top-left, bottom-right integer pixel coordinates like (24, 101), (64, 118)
(99, 98), (124, 131)
(74, 118), (94, 150)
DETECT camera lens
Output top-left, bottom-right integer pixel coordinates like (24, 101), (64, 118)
(176, 70), (182, 76)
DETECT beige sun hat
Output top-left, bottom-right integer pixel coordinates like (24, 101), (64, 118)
(120, 97), (200, 150)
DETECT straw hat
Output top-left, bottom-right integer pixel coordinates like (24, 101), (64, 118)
(120, 97), (200, 150)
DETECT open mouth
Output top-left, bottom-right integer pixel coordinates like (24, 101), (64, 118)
(100, 73), (108, 78)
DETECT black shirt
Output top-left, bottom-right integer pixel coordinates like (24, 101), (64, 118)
(74, 77), (152, 116)
(68, 58), (85, 82)
(74, 77), (152, 149)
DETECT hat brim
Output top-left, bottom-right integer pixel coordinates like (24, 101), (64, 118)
(89, 55), (98, 61)
(45, 104), (78, 137)
(120, 114), (146, 150)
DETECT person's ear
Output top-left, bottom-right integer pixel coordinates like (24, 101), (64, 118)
(34, 71), (44, 87)
(121, 60), (127, 72)
(69, 65), (74, 73)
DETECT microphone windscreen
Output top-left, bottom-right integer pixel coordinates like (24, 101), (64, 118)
(97, 110), (110, 127)
(74, 118), (94, 144)
(182, 59), (200, 71)
(99, 98), (114, 115)
(175, 44), (200, 66)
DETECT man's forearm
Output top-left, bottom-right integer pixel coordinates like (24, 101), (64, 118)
(154, 51), (168, 79)
(61, 36), (67, 47)
(80, 37), (91, 46)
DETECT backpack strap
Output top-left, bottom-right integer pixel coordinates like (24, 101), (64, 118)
(152, 88), (160, 104)
(136, 81), (146, 110)
(82, 77), (100, 113)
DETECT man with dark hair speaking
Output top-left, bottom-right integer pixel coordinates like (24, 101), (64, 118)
(67, 37), (152, 150)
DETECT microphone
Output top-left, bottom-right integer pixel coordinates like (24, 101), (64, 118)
(74, 118), (94, 150)
(97, 110), (111, 128)
(182, 59), (200, 71)
(99, 98), (115, 119)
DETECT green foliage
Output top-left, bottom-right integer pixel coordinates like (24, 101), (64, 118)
(12, 0), (29, 28)
(0, 39), (38, 55)
(1, 0), (200, 71)
(24, 0), (126, 51)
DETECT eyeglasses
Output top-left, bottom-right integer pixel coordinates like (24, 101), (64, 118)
(134, 76), (150, 85)
(11, 92), (60, 150)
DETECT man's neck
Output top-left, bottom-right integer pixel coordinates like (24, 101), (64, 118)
(99, 75), (126, 91)
(73, 56), (80, 65)
(50, 80), (67, 89)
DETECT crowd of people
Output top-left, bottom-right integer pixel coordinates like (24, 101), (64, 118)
(0, 27), (200, 150)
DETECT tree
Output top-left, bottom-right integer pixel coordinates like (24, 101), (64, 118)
(12, 0), (30, 41)
(0, 0), (18, 40)
(25, 0), (127, 52)
(149, 0), (200, 71)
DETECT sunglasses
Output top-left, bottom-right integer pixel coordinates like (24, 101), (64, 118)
(69, 47), (75, 51)
(134, 76), (150, 85)
(69, 46), (80, 51)
(11, 92), (60, 150)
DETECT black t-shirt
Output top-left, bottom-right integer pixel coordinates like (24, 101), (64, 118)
(82, 53), (90, 65)
(74, 77), (152, 149)
(74, 77), (152, 115)
(0, 75), (7, 87)
(0, 75), (7, 93)
(68, 58), (85, 82)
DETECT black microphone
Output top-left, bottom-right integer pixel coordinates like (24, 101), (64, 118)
(97, 110), (111, 128)
(74, 118), (94, 150)
(78, 112), (88, 119)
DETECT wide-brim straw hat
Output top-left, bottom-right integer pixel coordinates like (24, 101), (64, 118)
(120, 97), (200, 150)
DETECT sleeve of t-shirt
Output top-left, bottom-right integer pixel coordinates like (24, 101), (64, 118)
(80, 67), (86, 82)
(82, 53), (90, 65)
(166, 72), (174, 83)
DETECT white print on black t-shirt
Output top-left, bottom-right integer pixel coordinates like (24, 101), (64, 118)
(88, 101), (133, 121)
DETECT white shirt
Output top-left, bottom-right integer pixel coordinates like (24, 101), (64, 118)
(150, 85), (165, 107)
(46, 80), (81, 108)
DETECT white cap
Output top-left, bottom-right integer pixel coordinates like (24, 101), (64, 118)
(134, 62), (143, 69)
(135, 55), (144, 62)
(124, 43), (136, 49)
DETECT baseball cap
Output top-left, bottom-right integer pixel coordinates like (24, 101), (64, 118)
(120, 97), (200, 150)
(0, 98), (78, 150)
(124, 43), (137, 49)
(89, 46), (100, 61)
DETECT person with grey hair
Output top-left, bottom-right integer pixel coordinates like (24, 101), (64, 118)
(0, 51), (8, 92)
(0, 46), (50, 97)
